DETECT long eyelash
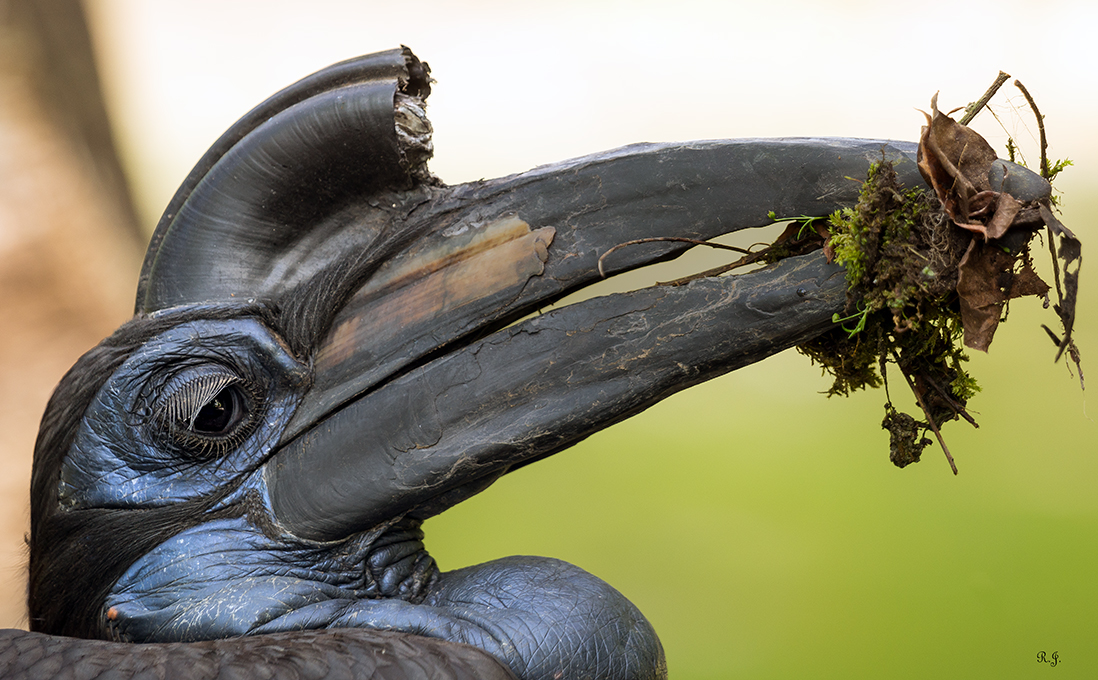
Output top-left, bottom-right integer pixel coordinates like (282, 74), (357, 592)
(141, 364), (266, 460)
(164, 374), (240, 428)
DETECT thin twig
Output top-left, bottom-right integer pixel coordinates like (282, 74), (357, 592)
(658, 250), (770, 286)
(1040, 201), (1065, 303)
(880, 356), (892, 404)
(1013, 81), (1065, 361)
(959, 70), (1011, 126)
(924, 375), (979, 428)
(893, 352), (959, 475)
(1013, 79), (1049, 179)
(597, 237), (753, 277)
(1016, 78), (1065, 353)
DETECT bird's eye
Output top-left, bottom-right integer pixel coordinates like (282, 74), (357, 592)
(190, 385), (245, 435)
(154, 367), (261, 457)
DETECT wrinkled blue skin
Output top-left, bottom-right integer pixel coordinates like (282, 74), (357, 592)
(60, 319), (666, 680)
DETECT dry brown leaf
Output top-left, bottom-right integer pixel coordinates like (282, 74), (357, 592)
(1039, 202), (1082, 361)
(956, 239), (1013, 351)
(956, 239), (1052, 351)
(917, 94), (1012, 239)
(915, 92), (1062, 353)
(983, 192), (1022, 240)
(815, 220), (836, 263)
(917, 94), (997, 203)
(1009, 259), (1051, 299)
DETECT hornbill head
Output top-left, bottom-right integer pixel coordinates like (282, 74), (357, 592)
(26, 48), (1050, 679)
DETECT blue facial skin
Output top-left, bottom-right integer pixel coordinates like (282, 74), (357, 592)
(59, 319), (308, 511)
(58, 318), (665, 680)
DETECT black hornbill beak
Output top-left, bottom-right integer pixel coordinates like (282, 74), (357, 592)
(136, 47), (1051, 543)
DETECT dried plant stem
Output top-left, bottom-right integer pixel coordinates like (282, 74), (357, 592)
(659, 251), (767, 286)
(924, 376), (979, 428)
(959, 71), (1011, 125)
(1013, 79), (1049, 179)
(894, 352), (959, 475)
(1014, 80), (1065, 340)
(597, 237), (752, 277)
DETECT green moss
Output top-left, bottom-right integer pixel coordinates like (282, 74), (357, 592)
(798, 329), (883, 398)
(797, 159), (979, 469)
(882, 405), (932, 468)
(828, 161), (962, 332)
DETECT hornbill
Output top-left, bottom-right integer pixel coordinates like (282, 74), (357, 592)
(4, 48), (1049, 679)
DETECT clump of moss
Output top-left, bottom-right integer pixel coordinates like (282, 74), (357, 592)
(798, 159), (980, 473)
(798, 330), (882, 397)
(830, 161), (967, 331)
(792, 85), (1079, 474)
(883, 405), (932, 468)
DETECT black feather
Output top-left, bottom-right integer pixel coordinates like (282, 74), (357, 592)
(0, 628), (517, 680)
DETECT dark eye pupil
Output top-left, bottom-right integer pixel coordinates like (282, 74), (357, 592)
(192, 387), (240, 434)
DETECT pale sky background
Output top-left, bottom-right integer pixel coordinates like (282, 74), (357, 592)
(85, 0), (1098, 233)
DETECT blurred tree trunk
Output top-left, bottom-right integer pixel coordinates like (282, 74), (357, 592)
(0, 0), (142, 628)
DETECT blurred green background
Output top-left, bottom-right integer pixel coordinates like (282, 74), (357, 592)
(1, 0), (1094, 677)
